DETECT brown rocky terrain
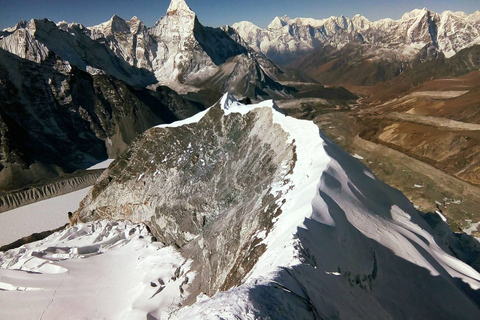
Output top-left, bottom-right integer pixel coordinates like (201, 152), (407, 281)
(279, 69), (480, 238)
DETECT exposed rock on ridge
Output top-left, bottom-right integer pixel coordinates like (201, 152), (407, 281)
(74, 94), (295, 294)
(72, 94), (480, 319)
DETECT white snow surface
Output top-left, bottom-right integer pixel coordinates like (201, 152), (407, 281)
(2, 93), (480, 319)
(175, 94), (480, 318)
(0, 220), (190, 320)
(0, 187), (91, 246)
(87, 158), (114, 170)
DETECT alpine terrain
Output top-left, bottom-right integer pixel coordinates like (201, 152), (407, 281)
(233, 9), (480, 84)
(231, 6), (480, 234)
(1, 95), (480, 319)
(2, 0), (345, 209)
(1, 0), (480, 319)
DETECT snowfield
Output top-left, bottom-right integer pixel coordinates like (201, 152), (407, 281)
(1, 93), (480, 319)
(0, 220), (191, 319)
(0, 187), (91, 247)
(0, 159), (114, 247)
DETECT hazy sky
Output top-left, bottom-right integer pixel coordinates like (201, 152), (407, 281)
(1, 0), (479, 30)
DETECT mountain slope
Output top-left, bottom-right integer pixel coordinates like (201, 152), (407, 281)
(232, 9), (480, 86)
(81, 0), (291, 100)
(0, 19), (157, 87)
(0, 48), (203, 192)
(53, 94), (480, 319)
(0, 0), (293, 101)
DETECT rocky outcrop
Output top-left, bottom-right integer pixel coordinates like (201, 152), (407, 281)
(71, 95), (480, 319)
(74, 95), (295, 295)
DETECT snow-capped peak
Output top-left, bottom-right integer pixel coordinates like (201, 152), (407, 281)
(351, 14), (371, 30)
(232, 7), (480, 64)
(108, 15), (130, 32)
(88, 14), (130, 35)
(267, 16), (290, 29)
(2, 20), (27, 32)
(167, 0), (194, 15)
(401, 7), (431, 20)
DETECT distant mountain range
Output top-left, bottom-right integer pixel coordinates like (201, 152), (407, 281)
(234, 8), (480, 64)
(1, 0), (480, 192)
(234, 8), (480, 85)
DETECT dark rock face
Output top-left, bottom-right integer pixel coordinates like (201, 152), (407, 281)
(74, 103), (296, 296)
(0, 48), (203, 191)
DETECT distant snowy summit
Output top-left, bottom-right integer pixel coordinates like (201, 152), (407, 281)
(0, 0), (289, 98)
(233, 8), (480, 64)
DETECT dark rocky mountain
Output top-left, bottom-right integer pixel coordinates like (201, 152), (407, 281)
(0, 48), (203, 192)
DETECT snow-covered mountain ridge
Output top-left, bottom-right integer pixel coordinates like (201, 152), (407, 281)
(233, 8), (480, 64)
(26, 93), (476, 319)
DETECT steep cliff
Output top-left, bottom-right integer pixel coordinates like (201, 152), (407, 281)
(0, 48), (203, 191)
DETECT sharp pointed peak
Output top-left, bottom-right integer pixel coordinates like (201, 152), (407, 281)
(167, 0), (194, 15)
(101, 14), (130, 33)
(267, 16), (289, 29)
(110, 14), (126, 22)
